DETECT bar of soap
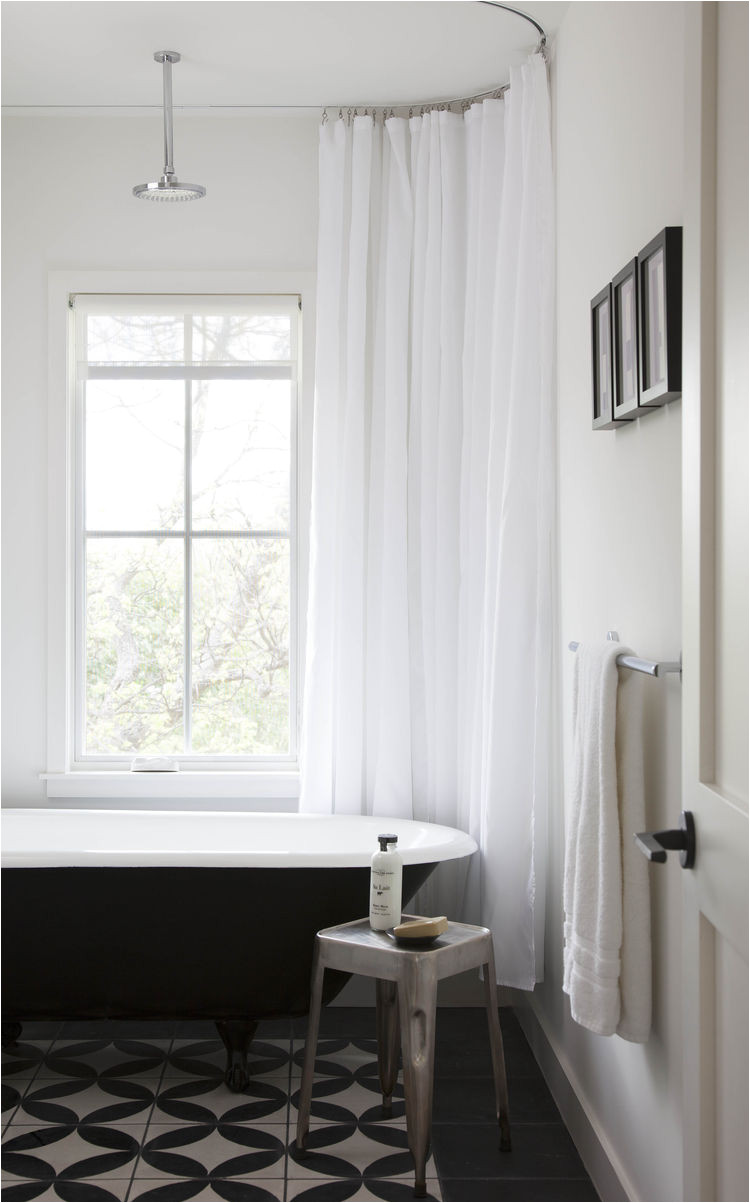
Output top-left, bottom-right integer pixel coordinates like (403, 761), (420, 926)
(393, 916), (448, 939)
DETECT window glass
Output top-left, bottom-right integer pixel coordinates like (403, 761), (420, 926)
(85, 538), (184, 754)
(77, 297), (297, 760)
(191, 380), (290, 531)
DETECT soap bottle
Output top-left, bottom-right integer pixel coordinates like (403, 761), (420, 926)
(369, 834), (403, 930)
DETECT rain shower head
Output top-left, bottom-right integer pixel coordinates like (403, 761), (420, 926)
(133, 51), (206, 202)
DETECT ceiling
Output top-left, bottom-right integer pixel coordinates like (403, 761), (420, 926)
(1, 1), (567, 113)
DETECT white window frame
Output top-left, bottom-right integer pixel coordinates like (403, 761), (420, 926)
(44, 271), (315, 802)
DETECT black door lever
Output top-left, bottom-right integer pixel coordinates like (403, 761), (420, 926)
(634, 810), (695, 869)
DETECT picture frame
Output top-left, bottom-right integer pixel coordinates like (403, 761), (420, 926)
(637, 226), (682, 406)
(591, 284), (634, 430)
(612, 258), (641, 419)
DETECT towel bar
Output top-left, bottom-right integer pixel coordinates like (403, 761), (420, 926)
(568, 636), (682, 678)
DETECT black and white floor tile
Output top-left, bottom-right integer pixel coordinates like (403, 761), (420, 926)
(2, 1010), (597, 1202)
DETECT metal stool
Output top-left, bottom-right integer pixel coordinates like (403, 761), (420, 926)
(296, 916), (511, 1198)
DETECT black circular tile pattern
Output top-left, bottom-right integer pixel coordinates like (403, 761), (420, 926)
(44, 1040), (169, 1082)
(167, 1042), (289, 1082)
(290, 1080), (406, 1128)
(156, 1078), (287, 1125)
(290, 1182), (439, 1201)
(2, 1122), (140, 1186)
(134, 1182), (278, 1200)
(2, 1082), (22, 1114)
(289, 1120), (414, 1180)
(2, 1181), (122, 1200)
(140, 1121), (285, 1179)
(1, 1043), (48, 1079)
(20, 1075), (156, 1125)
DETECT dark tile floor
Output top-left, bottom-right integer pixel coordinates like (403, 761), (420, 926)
(2, 1009), (598, 1202)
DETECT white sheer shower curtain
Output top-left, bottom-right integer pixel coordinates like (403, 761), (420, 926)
(301, 56), (553, 989)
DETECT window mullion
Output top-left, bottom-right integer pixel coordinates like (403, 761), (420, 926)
(184, 315), (193, 756)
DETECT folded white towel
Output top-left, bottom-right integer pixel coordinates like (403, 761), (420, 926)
(563, 641), (651, 1042)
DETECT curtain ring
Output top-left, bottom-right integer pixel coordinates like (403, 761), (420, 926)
(338, 108), (343, 121)
(321, 108), (329, 125)
(347, 107), (353, 124)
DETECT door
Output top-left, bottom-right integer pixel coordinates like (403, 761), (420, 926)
(682, 4), (749, 1200)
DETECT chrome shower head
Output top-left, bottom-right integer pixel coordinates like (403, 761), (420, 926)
(133, 51), (205, 202)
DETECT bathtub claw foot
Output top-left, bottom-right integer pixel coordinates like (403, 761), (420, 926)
(215, 1019), (258, 1093)
(226, 1057), (250, 1092)
(2, 1021), (22, 1048)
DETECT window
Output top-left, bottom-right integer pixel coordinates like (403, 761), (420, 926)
(73, 294), (299, 765)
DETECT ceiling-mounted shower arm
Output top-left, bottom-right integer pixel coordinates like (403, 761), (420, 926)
(133, 49), (205, 201)
(156, 51), (180, 179)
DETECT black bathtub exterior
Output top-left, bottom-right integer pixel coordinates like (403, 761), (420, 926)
(2, 863), (436, 1022)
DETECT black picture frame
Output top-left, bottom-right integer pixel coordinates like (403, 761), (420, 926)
(592, 284), (633, 430)
(637, 226), (682, 406)
(612, 258), (641, 419)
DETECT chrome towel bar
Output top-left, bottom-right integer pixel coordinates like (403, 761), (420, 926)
(568, 632), (682, 678)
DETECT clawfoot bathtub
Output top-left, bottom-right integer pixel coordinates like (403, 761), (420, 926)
(1, 809), (476, 1090)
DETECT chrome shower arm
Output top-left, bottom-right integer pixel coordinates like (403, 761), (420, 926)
(156, 51), (180, 178)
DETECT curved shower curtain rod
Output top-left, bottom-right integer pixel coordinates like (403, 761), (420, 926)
(6, 3), (547, 116)
(322, 2), (548, 117)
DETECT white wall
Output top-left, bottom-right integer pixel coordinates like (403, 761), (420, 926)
(1, 113), (319, 804)
(524, 4), (687, 1201)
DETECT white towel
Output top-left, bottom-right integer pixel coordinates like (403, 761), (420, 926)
(563, 641), (651, 1042)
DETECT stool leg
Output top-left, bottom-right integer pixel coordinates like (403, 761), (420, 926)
(376, 978), (399, 1118)
(397, 960), (438, 1200)
(296, 941), (325, 1155)
(483, 942), (511, 1151)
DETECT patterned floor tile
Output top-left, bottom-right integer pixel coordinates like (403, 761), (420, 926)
(0, 1180), (130, 1200)
(32, 1041), (171, 1082)
(164, 1043), (291, 1083)
(153, 1078), (288, 1126)
(288, 1123), (437, 1182)
(2, 1043), (54, 1082)
(289, 1079), (405, 1127)
(3, 1082), (23, 1118)
(1, 1011), (598, 1202)
(132, 1180), (281, 1200)
(11, 1077), (161, 1127)
(291, 1041), (379, 1083)
(287, 1180), (441, 1201)
(1, 1122), (147, 1182)
(134, 1122), (287, 1182)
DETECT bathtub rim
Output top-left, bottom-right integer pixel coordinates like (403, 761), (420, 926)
(1, 808), (478, 869)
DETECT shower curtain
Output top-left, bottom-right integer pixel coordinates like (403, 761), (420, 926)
(300, 55), (553, 989)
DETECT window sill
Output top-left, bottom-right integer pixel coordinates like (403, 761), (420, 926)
(40, 771), (300, 801)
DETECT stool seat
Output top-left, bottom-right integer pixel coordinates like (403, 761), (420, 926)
(295, 916), (511, 1198)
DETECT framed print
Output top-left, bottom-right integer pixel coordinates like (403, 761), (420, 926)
(612, 258), (641, 418)
(637, 226), (682, 406)
(592, 284), (633, 430)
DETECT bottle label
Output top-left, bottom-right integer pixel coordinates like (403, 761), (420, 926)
(371, 868), (395, 914)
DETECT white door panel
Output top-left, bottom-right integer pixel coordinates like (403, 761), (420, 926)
(682, 5), (748, 1200)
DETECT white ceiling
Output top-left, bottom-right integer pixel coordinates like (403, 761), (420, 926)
(1, 1), (567, 112)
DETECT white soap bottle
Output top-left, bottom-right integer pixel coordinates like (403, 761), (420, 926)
(369, 834), (403, 931)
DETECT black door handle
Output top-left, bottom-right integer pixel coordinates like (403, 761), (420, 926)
(634, 810), (695, 869)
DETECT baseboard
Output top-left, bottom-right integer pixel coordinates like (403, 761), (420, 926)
(513, 996), (634, 1202)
